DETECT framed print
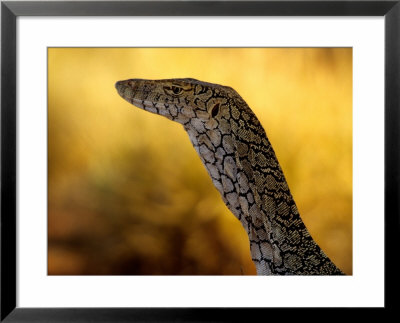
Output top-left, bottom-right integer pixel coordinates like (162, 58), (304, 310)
(1, 0), (399, 321)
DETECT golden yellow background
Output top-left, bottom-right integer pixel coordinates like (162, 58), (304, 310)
(48, 48), (352, 275)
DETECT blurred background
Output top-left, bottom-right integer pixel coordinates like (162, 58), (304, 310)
(48, 48), (352, 275)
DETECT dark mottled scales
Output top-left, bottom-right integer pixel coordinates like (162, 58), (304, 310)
(115, 78), (344, 275)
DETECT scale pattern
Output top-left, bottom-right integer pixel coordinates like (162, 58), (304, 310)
(115, 78), (344, 275)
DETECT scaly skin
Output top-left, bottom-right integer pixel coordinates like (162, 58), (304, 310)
(115, 78), (344, 275)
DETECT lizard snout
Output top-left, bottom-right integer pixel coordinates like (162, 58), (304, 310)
(115, 79), (140, 100)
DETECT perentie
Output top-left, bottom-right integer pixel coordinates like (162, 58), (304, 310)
(115, 78), (344, 275)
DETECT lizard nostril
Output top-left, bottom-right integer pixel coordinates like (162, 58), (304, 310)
(128, 80), (141, 92)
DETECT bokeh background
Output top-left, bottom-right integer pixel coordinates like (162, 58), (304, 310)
(48, 48), (352, 275)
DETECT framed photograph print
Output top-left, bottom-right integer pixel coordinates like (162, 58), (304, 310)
(1, 0), (399, 321)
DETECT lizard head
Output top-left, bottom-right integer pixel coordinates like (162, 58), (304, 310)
(115, 78), (257, 189)
(115, 78), (239, 130)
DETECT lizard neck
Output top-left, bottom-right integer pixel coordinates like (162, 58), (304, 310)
(184, 101), (343, 275)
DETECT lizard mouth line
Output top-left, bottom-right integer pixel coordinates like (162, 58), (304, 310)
(131, 98), (162, 110)
(130, 98), (175, 119)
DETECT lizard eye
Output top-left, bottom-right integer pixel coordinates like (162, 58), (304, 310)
(164, 85), (184, 96)
(172, 86), (183, 95)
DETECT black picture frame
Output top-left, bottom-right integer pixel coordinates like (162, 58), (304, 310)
(1, 0), (399, 321)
